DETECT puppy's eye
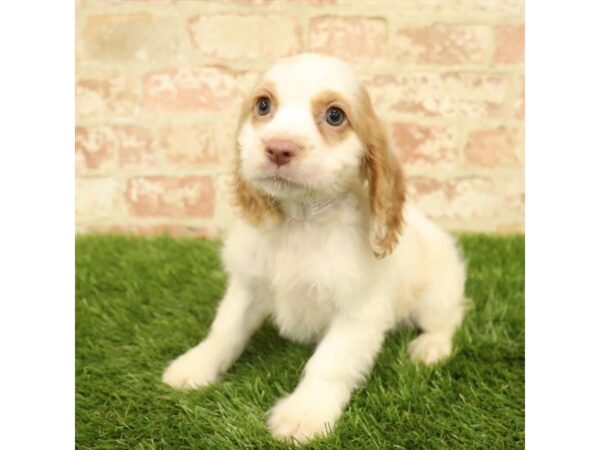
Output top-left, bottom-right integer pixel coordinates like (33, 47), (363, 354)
(256, 97), (271, 116)
(325, 107), (345, 126)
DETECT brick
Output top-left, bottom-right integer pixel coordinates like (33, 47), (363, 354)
(116, 126), (158, 168)
(503, 175), (524, 217)
(76, 126), (117, 171)
(221, 0), (277, 4)
(80, 0), (175, 4)
(82, 13), (181, 63)
(76, 177), (125, 221)
(409, 176), (500, 220)
(495, 24), (524, 64)
(76, 124), (229, 170)
(366, 0), (522, 15)
(393, 24), (493, 64)
(223, 0), (336, 3)
(465, 127), (522, 167)
(143, 68), (253, 112)
(158, 124), (224, 166)
(366, 72), (511, 118)
(309, 16), (387, 63)
(331, 0), (522, 18)
(516, 76), (525, 119)
(76, 76), (140, 118)
(126, 176), (215, 218)
(390, 123), (461, 166)
(187, 15), (301, 60)
(75, 126), (158, 170)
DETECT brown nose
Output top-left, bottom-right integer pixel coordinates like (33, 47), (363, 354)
(265, 139), (300, 166)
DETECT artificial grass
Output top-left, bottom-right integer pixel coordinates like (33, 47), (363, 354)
(76, 234), (524, 449)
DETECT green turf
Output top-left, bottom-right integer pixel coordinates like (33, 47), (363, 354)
(76, 234), (524, 449)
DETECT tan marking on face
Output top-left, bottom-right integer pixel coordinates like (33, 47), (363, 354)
(230, 79), (282, 226)
(310, 90), (353, 145)
(245, 80), (278, 126)
(230, 169), (282, 226)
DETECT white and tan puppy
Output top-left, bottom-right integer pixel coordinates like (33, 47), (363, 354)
(162, 53), (467, 443)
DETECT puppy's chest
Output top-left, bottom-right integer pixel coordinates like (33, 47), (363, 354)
(269, 282), (335, 344)
(261, 221), (365, 289)
(241, 221), (369, 342)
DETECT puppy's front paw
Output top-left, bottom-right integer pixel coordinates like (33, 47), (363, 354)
(408, 333), (452, 365)
(268, 388), (343, 444)
(162, 347), (220, 389)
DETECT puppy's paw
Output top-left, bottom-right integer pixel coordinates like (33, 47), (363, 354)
(408, 333), (452, 365)
(162, 347), (220, 389)
(268, 387), (342, 444)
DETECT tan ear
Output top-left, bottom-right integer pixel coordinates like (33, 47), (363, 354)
(359, 90), (406, 258)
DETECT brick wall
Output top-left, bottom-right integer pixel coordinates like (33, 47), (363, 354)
(76, 0), (524, 236)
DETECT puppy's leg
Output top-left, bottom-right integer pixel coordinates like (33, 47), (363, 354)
(162, 278), (267, 389)
(268, 311), (388, 443)
(408, 258), (466, 365)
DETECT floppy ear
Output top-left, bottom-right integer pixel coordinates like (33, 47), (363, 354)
(230, 102), (282, 227)
(359, 89), (406, 259)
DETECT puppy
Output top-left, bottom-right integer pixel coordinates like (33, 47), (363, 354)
(163, 53), (467, 443)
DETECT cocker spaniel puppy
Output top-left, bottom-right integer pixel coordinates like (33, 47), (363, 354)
(163, 53), (467, 443)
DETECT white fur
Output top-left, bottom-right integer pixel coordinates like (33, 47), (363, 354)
(162, 54), (467, 443)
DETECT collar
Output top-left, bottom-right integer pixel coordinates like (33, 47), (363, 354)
(281, 197), (340, 221)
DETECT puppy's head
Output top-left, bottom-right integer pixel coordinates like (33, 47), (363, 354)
(233, 53), (405, 258)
